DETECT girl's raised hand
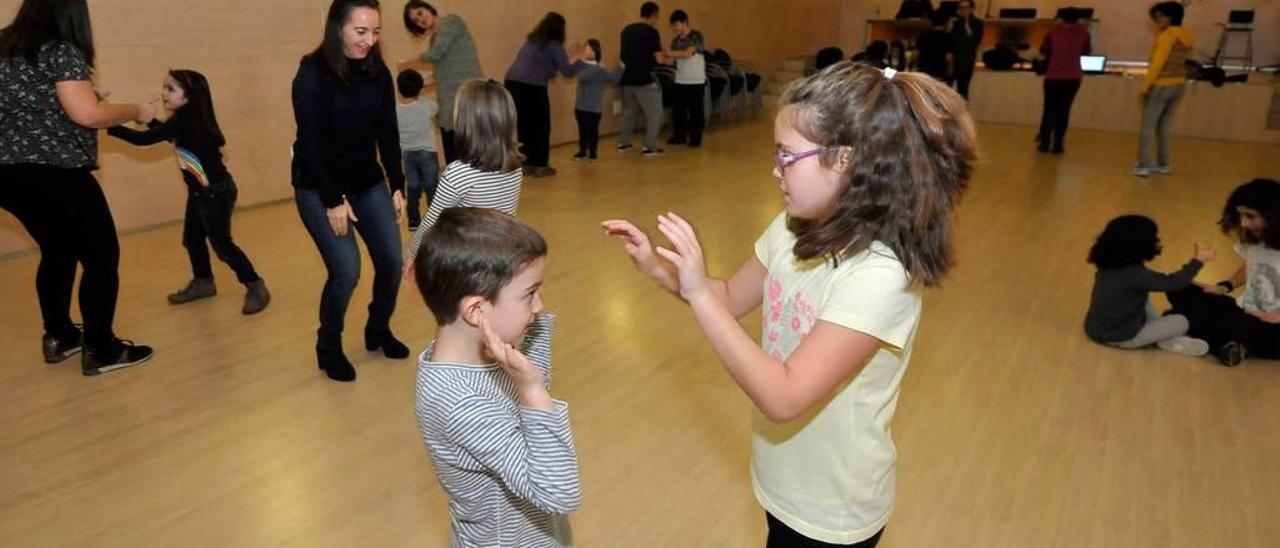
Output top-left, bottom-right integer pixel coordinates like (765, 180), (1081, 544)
(134, 98), (160, 124)
(601, 219), (678, 294)
(653, 212), (713, 302)
(1194, 243), (1217, 263)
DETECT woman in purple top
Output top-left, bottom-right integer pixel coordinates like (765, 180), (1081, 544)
(503, 12), (586, 178)
(1036, 7), (1092, 154)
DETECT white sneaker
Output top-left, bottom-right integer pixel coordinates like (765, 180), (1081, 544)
(1156, 336), (1210, 356)
(1130, 165), (1152, 177)
(1151, 165), (1171, 175)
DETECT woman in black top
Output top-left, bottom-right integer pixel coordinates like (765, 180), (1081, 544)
(0, 0), (158, 374)
(292, 0), (408, 382)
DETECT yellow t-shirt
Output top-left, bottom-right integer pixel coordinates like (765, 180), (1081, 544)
(751, 212), (922, 544)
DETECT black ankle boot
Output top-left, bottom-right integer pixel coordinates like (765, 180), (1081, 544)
(364, 326), (410, 359)
(317, 343), (356, 382)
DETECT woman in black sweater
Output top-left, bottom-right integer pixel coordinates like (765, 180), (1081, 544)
(292, 0), (408, 381)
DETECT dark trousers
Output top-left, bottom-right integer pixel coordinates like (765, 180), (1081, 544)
(954, 68), (974, 99)
(403, 149), (439, 226)
(766, 514), (884, 548)
(575, 109), (602, 156)
(440, 129), (457, 164)
(1167, 286), (1280, 359)
(294, 183), (403, 346)
(184, 177), (260, 285)
(505, 80), (552, 167)
(0, 163), (120, 350)
(1038, 79), (1082, 149)
(670, 83), (706, 145)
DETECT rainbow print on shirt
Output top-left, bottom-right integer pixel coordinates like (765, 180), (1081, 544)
(174, 145), (210, 187)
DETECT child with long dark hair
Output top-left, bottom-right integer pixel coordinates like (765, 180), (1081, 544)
(1168, 179), (1280, 365)
(109, 70), (269, 314)
(1083, 215), (1214, 355)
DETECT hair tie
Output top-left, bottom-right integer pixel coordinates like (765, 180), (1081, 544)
(883, 67), (898, 80)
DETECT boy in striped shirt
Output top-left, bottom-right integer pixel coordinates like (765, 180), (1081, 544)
(412, 207), (581, 547)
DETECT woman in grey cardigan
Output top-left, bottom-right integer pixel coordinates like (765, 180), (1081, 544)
(402, 1), (483, 163)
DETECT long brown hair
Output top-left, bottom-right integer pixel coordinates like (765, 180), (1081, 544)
(167, 69), (225, 149)
(779, 62), (976, 287)
(0, 0), (95, 66)
(452, 79), (523, 172)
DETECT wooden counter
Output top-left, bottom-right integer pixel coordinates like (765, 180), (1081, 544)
(966, 70), (1280, 144)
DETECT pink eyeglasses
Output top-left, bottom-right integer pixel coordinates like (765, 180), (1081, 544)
(774, 147), (828, 175)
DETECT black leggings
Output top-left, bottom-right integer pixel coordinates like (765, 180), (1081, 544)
(0, 163), (120, 350)
(766, 514), (884, 548)
(183, 179), (260, 284)
(575, 109), (602, 155)
(1167, 286), (1280, 358)
(1038, 79), (1082, 148)
(505, 80), (552, 167)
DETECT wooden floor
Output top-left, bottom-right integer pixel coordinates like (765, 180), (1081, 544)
(1, 116), (1278, 547)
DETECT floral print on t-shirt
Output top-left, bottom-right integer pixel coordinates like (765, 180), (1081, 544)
(763, 276), (819, 361)
(0, 41), (97, 168)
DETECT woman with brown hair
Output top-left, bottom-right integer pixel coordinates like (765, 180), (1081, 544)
(292, 0), (408, 382)
(0, 0), (159, 373)
(401, 1), (483, 163)
(503, 12), (585, 177)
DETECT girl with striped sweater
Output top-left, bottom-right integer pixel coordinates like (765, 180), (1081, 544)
(404, 79), (524, 265)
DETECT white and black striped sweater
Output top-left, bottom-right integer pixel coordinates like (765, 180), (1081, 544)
(405, 160), (523, 263)
(414, 314), (581, 547)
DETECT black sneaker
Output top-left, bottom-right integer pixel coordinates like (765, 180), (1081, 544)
(588, 153), (598, 162)
(642, 148), (665, 156)
(572, 151), (586, 162)
(82, 339), (154, 376)
(42, 325), (83, 363)
(1215, 341), (1247, 367)
(616, 144), (633, 152)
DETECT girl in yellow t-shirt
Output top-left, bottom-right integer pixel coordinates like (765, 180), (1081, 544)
(602, 62), (976, 547)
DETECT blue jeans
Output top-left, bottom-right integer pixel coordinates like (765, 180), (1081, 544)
(403, 149), (439, 226)
(295, 184), (403, 345)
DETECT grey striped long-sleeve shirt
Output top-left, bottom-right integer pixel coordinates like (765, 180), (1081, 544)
(404, 160), (522, 263)
(415, 314), (581, 548)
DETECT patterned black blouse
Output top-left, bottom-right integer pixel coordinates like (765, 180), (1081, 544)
(0, 41), (97, 169)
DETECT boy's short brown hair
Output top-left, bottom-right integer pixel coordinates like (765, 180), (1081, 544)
(414, 208), (547, 324)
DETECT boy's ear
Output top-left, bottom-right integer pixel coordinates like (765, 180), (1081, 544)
(458, 295), (487, 328)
